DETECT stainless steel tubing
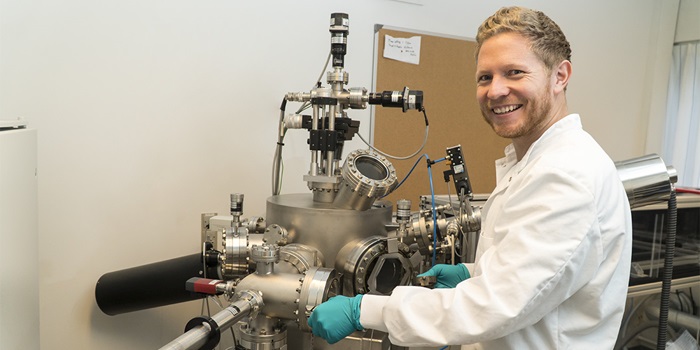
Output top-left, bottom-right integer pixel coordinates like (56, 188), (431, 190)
(266, 194), (392, 268)
(615, 154), (677, 209)
(333, 149), (398, 211)
(159, 323), (211, 350)
(234, 266), (339, 325)
(326, 104), (336, 177)
(234, 271), (304, 320)
(158, 290), (263, 350)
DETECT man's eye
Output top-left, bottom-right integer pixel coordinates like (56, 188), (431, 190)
(477, 75), (491, 83)
(508, 70), (524, 76)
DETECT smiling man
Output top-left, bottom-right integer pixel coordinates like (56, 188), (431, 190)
(308, 7), (632, 349)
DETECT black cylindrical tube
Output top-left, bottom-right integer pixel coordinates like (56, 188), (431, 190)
(95, 253), (216, 315)
(368, 89), (424, 112)
(656, 189), (677, 350)
(329, 13), (349, 69)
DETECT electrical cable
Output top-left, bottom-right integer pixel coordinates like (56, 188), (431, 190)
(357, 108), (430, 160)
(426, 156), (448, 266)
(315, 51), (332, 89)
(688, 287), (697, 315)
(427, 156), (437, 266)
(273, 51), (331, 195)
(677, 187), (700, 195)
(620, 295), (654, 339)
(357, 125), (428, 160)
(676, 290), (687, 313)
(382, 154), (428, 198)
(292, 51), (334, 115)
(446, 176), (470, 260)
(272, 99), (288, 195)
(615, 321), (667, 350)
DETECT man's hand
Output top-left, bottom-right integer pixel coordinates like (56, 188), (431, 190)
(417, 264), (470, 288)
(307, 294), (364, 344)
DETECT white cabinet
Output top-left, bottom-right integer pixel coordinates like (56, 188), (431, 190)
(0, 122), (38, 349)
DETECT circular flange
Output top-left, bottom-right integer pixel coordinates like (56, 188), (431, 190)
(335, 236), (411, 295)
(221, 226), (249, 279)
(297, 267), (340, 332)
(333, 149), (398, 211)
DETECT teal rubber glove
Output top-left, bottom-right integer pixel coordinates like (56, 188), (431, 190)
(418, 264), (470, 288)
(307, 294), (363, 344)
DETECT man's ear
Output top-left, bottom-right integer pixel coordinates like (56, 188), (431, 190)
(553, 60), (572, 93)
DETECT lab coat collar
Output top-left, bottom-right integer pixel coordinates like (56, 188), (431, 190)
(519, 113), (581, 166)
(493, 114), (581, 191)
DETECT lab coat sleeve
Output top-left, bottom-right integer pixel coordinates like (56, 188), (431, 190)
(358, 166), (603, 347)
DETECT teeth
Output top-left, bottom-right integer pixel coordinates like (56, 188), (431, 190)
(493, 105), (520, 114)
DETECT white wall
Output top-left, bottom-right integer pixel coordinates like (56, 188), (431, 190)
(0, 0), (678, 349)
(675, 0), (700, 43)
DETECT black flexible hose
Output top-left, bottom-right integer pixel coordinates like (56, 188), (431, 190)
(656, 188), (677, 350)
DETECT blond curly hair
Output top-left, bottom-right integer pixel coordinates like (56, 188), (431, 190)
(475, 7), (572, 71)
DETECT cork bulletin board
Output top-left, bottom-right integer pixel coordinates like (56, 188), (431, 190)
(372, 27), (510, 209)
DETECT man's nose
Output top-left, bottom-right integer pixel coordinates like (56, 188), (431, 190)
(487, 76), (509, 99)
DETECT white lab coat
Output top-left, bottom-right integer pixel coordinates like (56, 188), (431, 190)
(360, 114), (632, 349)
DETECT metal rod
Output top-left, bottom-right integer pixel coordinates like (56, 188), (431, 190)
(158, 291), (262, 350)
(310, 104), (320, 176)
(326, 104), (336, 176)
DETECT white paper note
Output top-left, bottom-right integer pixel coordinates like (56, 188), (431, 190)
(383, 35), (421, 65)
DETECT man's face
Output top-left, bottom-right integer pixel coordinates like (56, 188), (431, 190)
(475, 32), (555, 140)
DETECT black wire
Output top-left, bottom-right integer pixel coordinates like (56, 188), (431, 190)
(676, 290), (686, 312)
(688, 287), (697, 315)
(381, 154), (427, 198)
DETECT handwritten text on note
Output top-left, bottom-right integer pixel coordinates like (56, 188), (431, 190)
(383, 35), (421, 65)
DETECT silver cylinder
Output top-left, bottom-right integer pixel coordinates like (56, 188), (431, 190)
(251, 244), (280, 275)
(615, 154), (677, 209)
(235, 272), (303, 321)
(158, 290), (263, 350)
(326, 104), (337, 177)
(222, 226), (249, 279)
(234, 266), (339, 325)
(297, 267), (341, 332)
(396, 199), (412, 224)
(238, 315), (288, 350)
(333, 149), (398, 211)
(277, 244), (324, 274)
(230, 193), (244, 223)
(266, 194), (392, 268)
